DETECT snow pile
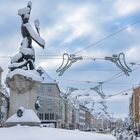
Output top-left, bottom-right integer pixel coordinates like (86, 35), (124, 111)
(18, 7), (30, 16)
(10, 53), (22, 64)
(6, 108), (40, 123)
(9, 60), (27, 69)
(0, 126), (116, 140)
(24, 23), (45, 47)
(20, 38), (35, 56)
(18, 1), (32, 17)
(6, 69), (43, 82)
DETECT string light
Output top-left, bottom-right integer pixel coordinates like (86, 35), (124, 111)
(56, 53), (83, 76)
(105, 53), (132, 76)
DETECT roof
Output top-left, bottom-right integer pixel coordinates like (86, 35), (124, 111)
(37, 67), (61, 93)
(37, 67), (56, 84)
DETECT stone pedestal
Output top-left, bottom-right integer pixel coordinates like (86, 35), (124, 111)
(6, 74), (41, 117)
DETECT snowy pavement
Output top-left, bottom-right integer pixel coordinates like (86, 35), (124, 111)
(0, 126), (116, 140)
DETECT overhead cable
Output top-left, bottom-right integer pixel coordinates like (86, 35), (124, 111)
(74, 19), (140, 54)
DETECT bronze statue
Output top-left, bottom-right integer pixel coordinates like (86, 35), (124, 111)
(9, 1), (45, 71)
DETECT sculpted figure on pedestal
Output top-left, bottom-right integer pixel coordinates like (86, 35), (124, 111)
(9, 1), (45, 71)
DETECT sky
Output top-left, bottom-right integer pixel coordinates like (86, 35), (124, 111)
(1, 0), (140, 119)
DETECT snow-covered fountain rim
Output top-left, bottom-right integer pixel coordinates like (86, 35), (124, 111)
(6, 69), (43, 82)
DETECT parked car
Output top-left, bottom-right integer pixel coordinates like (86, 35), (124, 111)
(99, 128), (104, 132)
(40, 123), (55, 128)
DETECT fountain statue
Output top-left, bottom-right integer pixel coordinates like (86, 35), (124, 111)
(5, 1), (45, 126)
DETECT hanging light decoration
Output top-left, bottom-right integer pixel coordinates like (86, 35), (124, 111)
(90, 83), (106, 99)
(105, 53), (132, 76)
(56, 53), (83, 76)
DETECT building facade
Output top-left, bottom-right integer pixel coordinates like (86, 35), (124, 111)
(129, 86), (140, 127)
(65, 102), (74, 129)
(34, 67), (103, 130)
(37, 67), (61, 128)
(85, 108), (92, 130)
(58, 97), (65, 128)
(0, 87), (9, 125)
(79, 105), (86, 130)
(0, 67), (9, 126)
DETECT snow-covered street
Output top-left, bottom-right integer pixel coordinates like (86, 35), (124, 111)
(0, 126), (116, 140)
(1, 1), (140, 140)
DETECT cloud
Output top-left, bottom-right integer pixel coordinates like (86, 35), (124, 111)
(38, 58), (61, 70)
(106, 94), (131, 102)
(62, 5), (97, 44)
(126, 45), (140, 61)
(40, 2), (105, 52)
(114, 0), (140, 17)
(113, 113), (128, 119)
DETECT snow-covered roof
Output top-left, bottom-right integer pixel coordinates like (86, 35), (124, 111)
(37, 67), (56, 84)
(6, 108), (40, 123)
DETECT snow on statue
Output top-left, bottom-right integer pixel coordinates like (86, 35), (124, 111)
(9, 1), (45, 71)
(5, 2), (45, 125)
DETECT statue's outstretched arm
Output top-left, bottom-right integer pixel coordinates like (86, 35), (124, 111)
(24, 23), (45, 49)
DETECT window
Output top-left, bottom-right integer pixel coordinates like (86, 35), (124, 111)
(47, 86), (52, 93)
(45, 113), (49, 120)
(39, 113), (43, 120)
(50, 113), (54, 120)
(37, 85), (43, 94)
(47, 99), (52, 111)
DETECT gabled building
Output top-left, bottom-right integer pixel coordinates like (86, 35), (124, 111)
(36, 67), (61, 128)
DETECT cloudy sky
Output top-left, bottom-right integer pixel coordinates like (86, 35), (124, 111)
(1, 0), (140, 119)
